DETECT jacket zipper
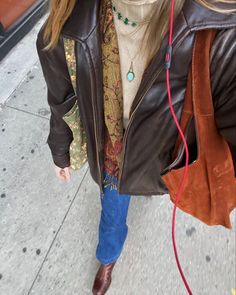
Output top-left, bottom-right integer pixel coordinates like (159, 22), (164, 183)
(117, 66), (164, 192)
(117, 29), (191, 192)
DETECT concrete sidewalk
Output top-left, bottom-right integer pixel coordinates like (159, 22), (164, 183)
(0, 17), (235, 295)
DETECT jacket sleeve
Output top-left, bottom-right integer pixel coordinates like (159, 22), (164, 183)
(210, 27), (236, 165)
(36, 23), (77, 168)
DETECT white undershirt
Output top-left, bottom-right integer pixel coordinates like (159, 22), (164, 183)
(112, 0), (159, 129)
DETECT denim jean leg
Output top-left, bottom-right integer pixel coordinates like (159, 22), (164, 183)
(96, 172), (131, 264)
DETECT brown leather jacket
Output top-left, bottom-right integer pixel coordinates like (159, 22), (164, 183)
(36, 0), (236, 195)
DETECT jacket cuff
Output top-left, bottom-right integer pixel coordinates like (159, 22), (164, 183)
(51, 152), (71, 168)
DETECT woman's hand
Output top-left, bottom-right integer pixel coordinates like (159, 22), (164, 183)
(54, 165), (71, 182)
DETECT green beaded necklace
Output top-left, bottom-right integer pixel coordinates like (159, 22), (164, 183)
(112, 5), (137, 27)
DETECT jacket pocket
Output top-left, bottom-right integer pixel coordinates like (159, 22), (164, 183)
(62, 100), (88, 170)
(161, 114), (198, 175)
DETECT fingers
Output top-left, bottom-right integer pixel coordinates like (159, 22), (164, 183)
(63, 167), (71, 181)
(54, 165), (71, 182)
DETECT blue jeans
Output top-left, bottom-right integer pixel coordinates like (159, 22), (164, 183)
(96, 171), (131, 264)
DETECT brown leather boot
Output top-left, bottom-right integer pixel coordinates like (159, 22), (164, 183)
(92, 261), (116, 295)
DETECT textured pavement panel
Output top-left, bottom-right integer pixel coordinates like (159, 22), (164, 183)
(5, 63), (50, 120)
(29, 170), (101, 295)
(0, 67), (88, 295)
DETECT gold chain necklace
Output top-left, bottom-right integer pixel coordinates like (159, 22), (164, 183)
(121, 34), (144, 82)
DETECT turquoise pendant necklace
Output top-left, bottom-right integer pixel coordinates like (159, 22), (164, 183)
(112, 3), (150, 82)
(127, 61), (135, 82)
(112, 4), (138, 82)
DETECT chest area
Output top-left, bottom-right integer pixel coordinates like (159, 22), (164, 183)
(62, 0), (196, 120)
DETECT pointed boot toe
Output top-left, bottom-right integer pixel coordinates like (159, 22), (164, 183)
(92, 261), (116, 295)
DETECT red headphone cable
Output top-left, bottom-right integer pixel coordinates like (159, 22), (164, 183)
(165, 0), (193, 294)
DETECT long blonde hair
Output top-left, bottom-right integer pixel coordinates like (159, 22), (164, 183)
(42, 0), (236, 63)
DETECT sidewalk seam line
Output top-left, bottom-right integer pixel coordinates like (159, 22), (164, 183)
(4, 105), (50, 120)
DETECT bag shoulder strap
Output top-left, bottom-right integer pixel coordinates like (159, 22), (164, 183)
(173, 29), (218, 158)
(192, 29), (218, 116)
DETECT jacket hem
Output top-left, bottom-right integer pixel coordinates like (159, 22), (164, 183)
(119, 191), (169, 196)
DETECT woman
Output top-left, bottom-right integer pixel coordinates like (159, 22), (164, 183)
(36, 0), (236, 294)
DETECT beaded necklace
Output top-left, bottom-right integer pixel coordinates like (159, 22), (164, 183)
(112, 4), (152, 27)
